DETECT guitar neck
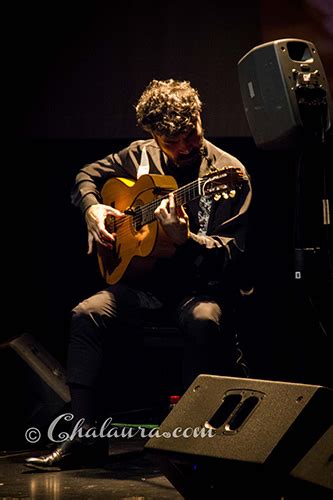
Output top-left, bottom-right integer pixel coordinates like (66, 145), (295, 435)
(140, 178), (203, 225)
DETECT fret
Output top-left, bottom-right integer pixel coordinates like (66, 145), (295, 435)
(126, 169), (241, 229)
(140, 179), (201, 226)
(99, 168), (244, 284)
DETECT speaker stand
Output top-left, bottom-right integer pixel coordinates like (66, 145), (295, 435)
(292, 132), (332, 386)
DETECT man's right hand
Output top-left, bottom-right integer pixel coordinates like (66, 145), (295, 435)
(84, 204), (125, 254)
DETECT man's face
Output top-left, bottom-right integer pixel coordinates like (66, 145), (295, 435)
(154, 116), (204, 167)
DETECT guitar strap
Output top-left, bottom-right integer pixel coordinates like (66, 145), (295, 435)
(137, 146), (150, 178)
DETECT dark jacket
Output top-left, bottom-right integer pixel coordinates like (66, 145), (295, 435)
(71, 138), (252, 302)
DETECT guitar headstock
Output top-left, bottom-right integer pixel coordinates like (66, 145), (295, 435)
(201, 166), (248, 199)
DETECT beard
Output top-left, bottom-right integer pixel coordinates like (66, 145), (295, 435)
(174, 143), (205, 168)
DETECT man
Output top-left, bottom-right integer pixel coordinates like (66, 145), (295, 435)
(26, 79), (252, 470)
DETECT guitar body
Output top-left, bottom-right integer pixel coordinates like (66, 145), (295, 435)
(98, 174), (178, 285)
(96, 167), (246, 285)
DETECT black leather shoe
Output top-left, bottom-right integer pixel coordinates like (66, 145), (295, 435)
(24, 436), (109, 471)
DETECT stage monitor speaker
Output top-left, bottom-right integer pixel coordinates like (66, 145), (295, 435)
(144, 375), (333, 499)
(237, 38), (333, 150)
(0, 333), (71, 450)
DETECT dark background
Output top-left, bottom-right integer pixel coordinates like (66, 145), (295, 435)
(3, 1), (333, 448)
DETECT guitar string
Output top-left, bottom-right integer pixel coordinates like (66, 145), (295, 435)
(133, 168), (239, 225)
(106, 171), (239, 241)
(108, 179), (201, 239)
(104, 168), (239, 241)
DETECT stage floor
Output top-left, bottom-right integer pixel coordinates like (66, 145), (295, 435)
(0, 437), (182, 499)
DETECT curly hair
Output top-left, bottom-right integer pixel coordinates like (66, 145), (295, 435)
(135, 79), (202, 137)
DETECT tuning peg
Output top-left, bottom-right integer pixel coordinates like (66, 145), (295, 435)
(214, 193), (221, 201)
(229, 190), (236, 198)
(222, 192), (229, 199)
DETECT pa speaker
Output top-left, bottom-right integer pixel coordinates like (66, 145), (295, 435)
(237, 38), (333, 150)
(0, 333), (70, 449)
(145, 375), (333, 499)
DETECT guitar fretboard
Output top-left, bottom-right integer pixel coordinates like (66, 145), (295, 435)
(110, 167), (240, 231)
(139, 178), (202, 226)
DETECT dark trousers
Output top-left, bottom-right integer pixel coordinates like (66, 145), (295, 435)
(66, 284), (236, 423)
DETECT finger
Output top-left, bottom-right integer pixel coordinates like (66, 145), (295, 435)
(87, 231), (94, 255)
(91, 227), (114, 250)
(157, 207), (169, 220)
(97, 203), (124, 217)
(177, 205), (188, 220)
(106, 207), (125, 217)
(154, 204), (169, 220)
(168, 193), (176, 216)
(157, 198), (169, 210)
(95, 216), (116, 238)
(100, 229), (115, 243)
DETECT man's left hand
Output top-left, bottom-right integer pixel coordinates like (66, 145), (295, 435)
(154, 193), (189, 246)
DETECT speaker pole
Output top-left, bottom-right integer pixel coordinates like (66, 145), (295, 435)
(238, 40), (333, 381)
(293, 65), (332, 284)
(291, 72), (332, 357)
